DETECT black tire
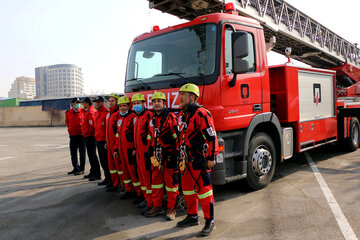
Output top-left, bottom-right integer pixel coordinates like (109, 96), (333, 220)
(246, 132), (277, 190)
(345, 117), (360, 152)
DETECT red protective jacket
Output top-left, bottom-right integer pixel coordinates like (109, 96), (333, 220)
(134, 109), (153, 150)
(94, 105), (109, 142)
(147, 109), (179, 167)
(65, 108), (83, 136)
(178, 104), (219, 167)
(115, 111), (135, 153)
(81, 106), (97, 137)
(106, 105), (119, 150)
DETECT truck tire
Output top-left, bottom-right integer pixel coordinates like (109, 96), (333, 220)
(345, 117), (360, 152)
(246, 132), (276, 190)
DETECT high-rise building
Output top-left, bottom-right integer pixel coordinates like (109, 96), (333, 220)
(8, 76), (36, 99)
(35, 64), (84, 98)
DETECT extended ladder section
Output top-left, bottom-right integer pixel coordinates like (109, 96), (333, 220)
(149, 0), (360, 70)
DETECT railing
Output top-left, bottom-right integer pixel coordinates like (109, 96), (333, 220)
(149, 0), (360, 68)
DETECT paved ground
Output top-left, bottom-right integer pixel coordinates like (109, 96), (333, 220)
(0, 127), (359, 240)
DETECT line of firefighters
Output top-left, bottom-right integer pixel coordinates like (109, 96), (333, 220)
(65, 83), (219, 236)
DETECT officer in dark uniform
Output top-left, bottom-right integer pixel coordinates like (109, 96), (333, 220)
(65, 97), (86, 175)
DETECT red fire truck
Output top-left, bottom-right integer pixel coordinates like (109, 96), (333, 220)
(124, 0), (360, 189)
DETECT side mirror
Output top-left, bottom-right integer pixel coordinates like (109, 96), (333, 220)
(229, 32), (249, 87)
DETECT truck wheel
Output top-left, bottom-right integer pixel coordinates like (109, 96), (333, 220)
(345, 117), (360, 152)
(246, 132), (276, 190)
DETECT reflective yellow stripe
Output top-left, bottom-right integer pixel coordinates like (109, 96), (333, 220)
(198, 190), (213, 199)
(146, 189), (152, 194)
(124, 179), (132, 184)
(117, 171), (123, 175)
(141, 186), (147, 191)
(151, 183), (164, 189)
(166, 186), (179, 192)
(202, 134), (206, 140)
(115, 133), (119, 138)
(183, 190), (196, 195)
(110, 170), (117, 174)
(172, 133), (177, 139)
(147, 135), (151, 140)
(133, 182), (141, 186)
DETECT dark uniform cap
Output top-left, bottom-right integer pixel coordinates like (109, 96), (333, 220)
(71, 97), (80, 103)
(82, 97), (92, 104)
(93, 96), (105, 102)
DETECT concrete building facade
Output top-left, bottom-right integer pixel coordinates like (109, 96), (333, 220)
(35, 64), (84, 98)
(8, 76), (36, 99)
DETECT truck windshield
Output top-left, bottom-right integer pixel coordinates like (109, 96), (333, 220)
(125, 24), (217, 92)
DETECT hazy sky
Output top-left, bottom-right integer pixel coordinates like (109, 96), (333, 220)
(1, 0), (359, 97)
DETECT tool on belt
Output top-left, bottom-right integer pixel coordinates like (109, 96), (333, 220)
(150, 114), (167, 171)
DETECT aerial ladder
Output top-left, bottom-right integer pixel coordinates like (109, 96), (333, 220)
(148, 0), (360, 97)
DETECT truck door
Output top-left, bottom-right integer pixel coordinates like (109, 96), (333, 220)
(222, 24), (262, 129)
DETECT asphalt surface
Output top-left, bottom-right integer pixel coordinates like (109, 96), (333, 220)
(0, 127), (359, 240)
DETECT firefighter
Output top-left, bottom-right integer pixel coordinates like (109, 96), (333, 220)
(114, 96), (143, 203)
(65, 97), (86, 175)
(176, 83), (219, 236)
(145, 92), (180, 220)
(132, 93), (153, 215)
(81, 97), (101, 181)
(106, 93), (122, 192)
(94, 96), (112, 187)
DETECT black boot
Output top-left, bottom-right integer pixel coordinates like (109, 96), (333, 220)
(98, 179), (109, 186)
(176, 215), (199, 228)
(119, 191), (135, 200)
(84, 173), (93, 179)
(140, 205), (152, 216)
(137, 200), (147, 208)
(106, 186), (119, 192)
(132, 195), (144, 204)
(200, 219), (215, 236)
(67, 169), (77, 174)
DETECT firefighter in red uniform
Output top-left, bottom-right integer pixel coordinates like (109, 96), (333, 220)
(106, 93), (122, 192)
(176, 83), (219, 236)
(65, 97), (86, 175)
(81, 97), (101, 181)
(132, 93), (153, 215)
(145, 92), (180, 220)
(114, 96), (143, 203)
(94, 96), (112, 187)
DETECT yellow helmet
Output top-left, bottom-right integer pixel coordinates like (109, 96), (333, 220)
(118, 96), (130, 105)
(131, 93), (145, 102)
(179, 83), (200, 97)
(151, 91), (166, 101)
(109, 93), (120, 100)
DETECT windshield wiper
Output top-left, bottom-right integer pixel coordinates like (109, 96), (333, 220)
(154, 72), (190, 88)
(127, 78), (151, 91)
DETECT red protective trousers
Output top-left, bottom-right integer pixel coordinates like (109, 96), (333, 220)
(134, 109), (153, 207)
(115, 111), (141, 194)
(106, 106), (123, 187)
(181, 161), (214, 220)
(151, 161), (179, 209)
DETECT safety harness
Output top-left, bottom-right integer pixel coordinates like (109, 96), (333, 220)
(178, 106), (209, 193)
(150, 110), (169, 171)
